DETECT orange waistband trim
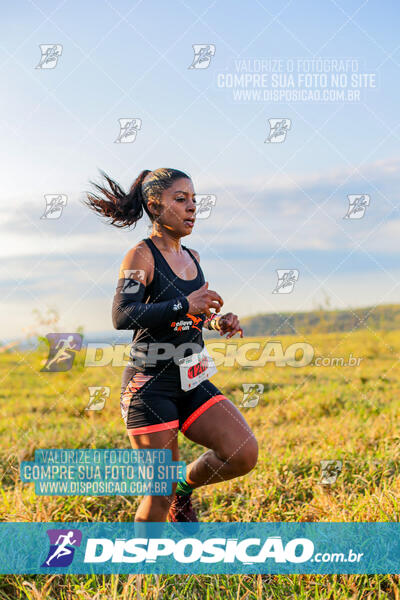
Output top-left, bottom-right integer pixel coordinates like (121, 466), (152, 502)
(127, 419), (179, 436)
(181, 394), (226, 434)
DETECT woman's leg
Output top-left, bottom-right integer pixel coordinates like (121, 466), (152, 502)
(182, 397), (258, 488)
(128, 428), (179, 521)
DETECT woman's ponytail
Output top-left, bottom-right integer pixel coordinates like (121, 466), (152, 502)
(83, 167), (191, 228)
(82, 169), (152, 228)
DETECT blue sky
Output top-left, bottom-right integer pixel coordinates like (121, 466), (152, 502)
(2, 0), (400, 339)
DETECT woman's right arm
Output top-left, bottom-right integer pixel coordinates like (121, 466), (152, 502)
(112, 242), (190, 330)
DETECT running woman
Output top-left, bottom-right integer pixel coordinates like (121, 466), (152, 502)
(84, 168), (258, 522)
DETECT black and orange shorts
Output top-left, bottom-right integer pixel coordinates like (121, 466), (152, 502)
(120, 366), (227, 436)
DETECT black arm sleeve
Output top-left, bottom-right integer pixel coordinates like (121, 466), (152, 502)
(112, 278), (190, 330)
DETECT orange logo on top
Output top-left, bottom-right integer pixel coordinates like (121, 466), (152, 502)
(187, 313), (202, 327)
(170, 313), (203, 332)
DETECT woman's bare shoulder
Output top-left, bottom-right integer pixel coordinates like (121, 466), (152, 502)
(118, 240), (154, 282)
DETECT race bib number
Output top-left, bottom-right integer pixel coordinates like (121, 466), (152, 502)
(178, 346), (217, 391)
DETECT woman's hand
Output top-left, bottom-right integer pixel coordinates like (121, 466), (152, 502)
(186, 282), (224, 316)
(216, 312), (243, 338)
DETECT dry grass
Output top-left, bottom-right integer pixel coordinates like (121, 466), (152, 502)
(1, 329), (400, 598)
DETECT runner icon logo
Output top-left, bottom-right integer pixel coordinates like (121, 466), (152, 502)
(264, 118), (291, 143)
(272, 269), (299, 294)
(35, 44), (63, 69)
(240, 383), (264, 407)
(114, 118), (142, 144)
(343, 194), (370, 219)
(188, 44), (216, 69)
(41, 333), (83, 372)
(41, 529), (82, 567)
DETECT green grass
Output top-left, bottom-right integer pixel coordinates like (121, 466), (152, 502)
(1, 330), (400, 598)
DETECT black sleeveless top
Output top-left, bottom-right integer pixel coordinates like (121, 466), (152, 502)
(128, 237), (207, 373)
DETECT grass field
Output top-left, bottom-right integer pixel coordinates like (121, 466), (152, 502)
(1, 329), (400, 598)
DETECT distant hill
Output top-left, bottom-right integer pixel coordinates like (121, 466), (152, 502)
(229, 303), (400, 337)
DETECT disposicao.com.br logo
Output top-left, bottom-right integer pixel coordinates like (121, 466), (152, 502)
(82, 536), (362, 565)
(33, 525), (366, 573)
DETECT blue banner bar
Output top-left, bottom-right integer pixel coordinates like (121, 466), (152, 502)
(0, 522), (399, 574)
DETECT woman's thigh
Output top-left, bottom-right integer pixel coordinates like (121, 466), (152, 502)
(182, 395), (258, 461)
(128, 428), (179, 462)
(128, 428), (180, 501)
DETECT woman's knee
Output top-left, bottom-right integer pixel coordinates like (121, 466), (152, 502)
(220, 434), (259, 475)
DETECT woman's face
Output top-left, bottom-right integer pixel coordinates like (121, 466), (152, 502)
(150, 177), (197, 237)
